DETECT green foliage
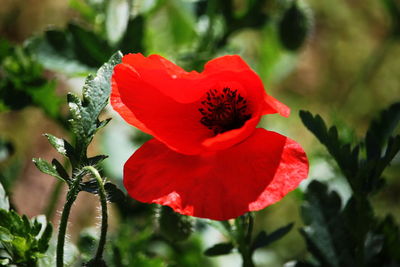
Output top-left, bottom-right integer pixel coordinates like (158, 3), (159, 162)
(157, 206), (193, 242)
(32, 158), (70, 184)
(5, 1), (400, 266)
(33, 51), (126, 199)
(0, 182), (52, 267)
(300, 181), (353, 267)
(299, 111), (360, 183)
(32, 52), (126, 266)
(205, 214), (293, 265)
(28, 0), (144, 75)
(66, 52), (120, 160)
(0, 41), (62, 119)
(300, 103), (400, 195)
(105, 221), (165, 267)
(204, 242), (234, 256)
(365, 103), (400, 160)
(251, 223), (293, 251)
(77, 228), (98, 264)
(382, 0), (400, 37)
(33, 52), (121, 170)
(297, 103), (400, 267)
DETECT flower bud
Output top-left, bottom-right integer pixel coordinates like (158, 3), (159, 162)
(278, 0), (313, 51)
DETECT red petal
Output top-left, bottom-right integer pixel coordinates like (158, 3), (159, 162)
(120, 53), (202, 103)
(123, 128), (309, 221)
(112, 63), (210, 155)
(203, 55), (290, 117)
(203, 55), (255, 74)
(111, 53), (290, 154)
(262, 94), (290, 117)
(111, 60), (264, 155)
(110, 78), (154, 135)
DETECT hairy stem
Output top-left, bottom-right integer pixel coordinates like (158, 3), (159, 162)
(83, 166), (108, 261)
(56, 172), (84, 267)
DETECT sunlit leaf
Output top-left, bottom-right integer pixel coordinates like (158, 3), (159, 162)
(32, 158), (69, 183)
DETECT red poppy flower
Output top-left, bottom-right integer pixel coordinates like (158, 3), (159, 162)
(111, 53), (309, 221)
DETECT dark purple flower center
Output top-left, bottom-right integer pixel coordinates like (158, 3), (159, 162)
(198, 88), (251, 135)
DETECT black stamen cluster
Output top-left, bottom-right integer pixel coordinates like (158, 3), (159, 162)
(198, 88), (251, 135)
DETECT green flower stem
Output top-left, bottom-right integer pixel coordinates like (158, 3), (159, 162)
(56, 171), (84, 267)
(82, 166), (108, 261)
(237, 213), (256, 267)
(240, 251), (255, 267)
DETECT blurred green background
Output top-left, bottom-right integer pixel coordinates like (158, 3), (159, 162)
(0, 0), (399, 266)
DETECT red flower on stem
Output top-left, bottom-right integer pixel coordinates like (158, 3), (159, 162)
(111, 53), (309, 221)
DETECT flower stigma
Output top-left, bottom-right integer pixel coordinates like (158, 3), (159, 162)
(198, 88), (251, 135)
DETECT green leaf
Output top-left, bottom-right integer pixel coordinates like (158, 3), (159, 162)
(27, 80), (62, 118)
(27, 30), (93, 75)
(0, 45), (62, 117)
(382, 0), (400, 36)
(77, 227), (97, 263)
(365, 102), (400, 160)
(37, 238), (79, 267)
(68, 23), (113, 68)
(0, 258), (10, 265)
(104, 182), (125, 203)
(382, 136), (400, 166)
(0, 210), (52, 265)
(96, 118), (112, 132)
(375, 215), (400, 262)
(0, 182), (9, 211)
(34, 216), (53, 253)
(119, 16), (145, 54)
(51, 159), (70, 181)
(204, 242), (234, 256)
(27, 23), (116, 74)
(67, 51), (122, 155)
(0, 37), (11, 62)
(360, 135), (400, 193)
(166, 0), (197, 46)
(87, 155), (108, 166)
(32, 158), (68, 183)
(80, 181), (124, 203)
(69, 0), (97, 23)
(299, 110), (359, 180)
(44, 134), (75, 159)
(300, 181), (355, 267)
(157, 206), (193, 242)
(251, 223), (293, 251)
